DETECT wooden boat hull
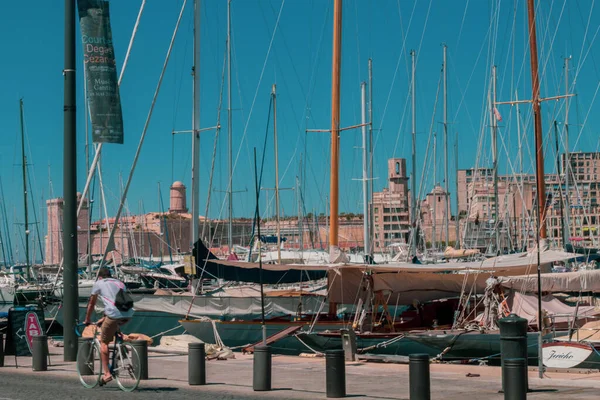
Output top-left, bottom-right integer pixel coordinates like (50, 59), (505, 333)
(542, 342), (600, 369)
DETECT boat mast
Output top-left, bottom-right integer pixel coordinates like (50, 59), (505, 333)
(191, 0), (201, 250)
(443, 44), (449, 248)
(526, 0), (546, 379)
(361, 82), (370, 260)
(491, 65), (499, 254)
(527, 0), (547, 241)
(455, 133), (460, 247)
(368, 59), (374, 257)
(329, 0), (342, 255)
(19, 99), (30, 279)
(563, 57), (571, 248)
(432, 132), (437, 251)
(410, 50), (417, 258)
(227, 0), (233, 253)
(272, 84), (282, 263)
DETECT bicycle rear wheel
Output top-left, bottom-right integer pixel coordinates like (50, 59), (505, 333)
(76, 340), (102, 388)
(114, 343), (141, 392)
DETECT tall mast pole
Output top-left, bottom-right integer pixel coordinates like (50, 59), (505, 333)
(191, 0), (201, 250)
(491, 65), (500, 254)
(410, 50), (417, 258)
(368, 59), (374, 257)
(63, 0), (78, 362)
(526, 0), (546, 379)
(19, 99), (30, 279)
(361, 82), (370, 259)
(443, 44), (449, 247)
(455, 131), (460, 247)
(527, 0), (547, 240)
(432, 132), (437, 251)
(227, 0), (233, 253)
(329, 0), (342, 254)
(564, 57), (571, 247)
(272, 84), (282, 263)
(516, 90), (525, 249)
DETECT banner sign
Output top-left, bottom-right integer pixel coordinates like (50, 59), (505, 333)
(78, 0), (124, 144)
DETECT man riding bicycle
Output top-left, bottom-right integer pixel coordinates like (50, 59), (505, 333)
(84, 267), (134, 385)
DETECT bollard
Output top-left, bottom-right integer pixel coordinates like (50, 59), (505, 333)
(498, 314), (528, 392)
(32, 335), (48, 372)
(0, 333), (4, 367)
(131, 340), (148, 380)
(504, 358), (527, 400)
(341, 329), (357, 361)
(77, 338), (94, 376)
(188, 342), (206, 385)
(253, 345), (272, 391)
(325, 350), (346, 398)
(409, 354), (431, 400)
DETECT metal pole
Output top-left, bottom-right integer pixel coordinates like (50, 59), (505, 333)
(564, 57), (571, 247)
(191, 0), (201, 250)
(227, 0), (233, 252)
(63, 0), (78, 362)
(329, 0), (342, 252)
(272, 84), (281, 263)
(410, 50), (417, 257)
(516, 91), (524, 249)
(19, 99), (30, 280)
(432, 133), (437, 251)
(361, 82), (369, 258)
(253, 148), (266, 344)
(443, 45), (449, 248)
(368, 59), (374, 256)
(491, 65), (499, 254)
(455, 131), (459, 248)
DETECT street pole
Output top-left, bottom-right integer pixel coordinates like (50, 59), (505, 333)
(63, 0), (79, 362)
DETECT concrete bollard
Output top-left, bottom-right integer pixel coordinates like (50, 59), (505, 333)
(504, 358), (527, 400)
(77, 338), (94, 375)
(131, 340), (148, 380)
(188, 342), (206, 385)
(253, 345), (272, 391)
(409, 354), (431, 400)
(325, 350), (346, 398)
(0, 333), (4, 367)
(498, 314), (528, 392)
(32, 335), (48, 371)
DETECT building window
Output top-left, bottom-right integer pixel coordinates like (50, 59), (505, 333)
(396, 162), (400, 174)
(374, 216), (379, 223)
(374, 207), (378, 213)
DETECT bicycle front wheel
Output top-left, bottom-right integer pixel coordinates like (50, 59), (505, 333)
(114, 343), (141, 392)
(76, 340), (102, 389)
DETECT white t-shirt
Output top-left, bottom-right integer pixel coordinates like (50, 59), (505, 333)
(91, 278), (135, 320)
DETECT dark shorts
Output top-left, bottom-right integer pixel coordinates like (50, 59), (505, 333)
(100, 316), (130, 344)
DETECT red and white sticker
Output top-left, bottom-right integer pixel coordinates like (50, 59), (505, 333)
(24, 312), (42, 353)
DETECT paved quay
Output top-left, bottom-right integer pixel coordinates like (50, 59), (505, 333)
(1, 347), (600, 399)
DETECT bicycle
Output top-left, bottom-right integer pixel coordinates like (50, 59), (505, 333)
(75, 322), (141, 392)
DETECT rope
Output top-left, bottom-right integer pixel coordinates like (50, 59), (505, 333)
(293, 334), (324, 356)
(149, 324), (184, 339)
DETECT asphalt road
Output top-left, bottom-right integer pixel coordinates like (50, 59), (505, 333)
(0, 370), (289, 400)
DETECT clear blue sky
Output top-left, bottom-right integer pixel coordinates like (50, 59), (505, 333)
(1, 1), (599, 258)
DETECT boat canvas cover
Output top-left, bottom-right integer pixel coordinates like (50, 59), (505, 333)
(193, 240), (327, 284)
(77, 0), (124, 144)
(499, 270), (600, 293)
(506, 292), (598, 324)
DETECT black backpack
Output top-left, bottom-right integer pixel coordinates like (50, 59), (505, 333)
(109, 280), (134, 312)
